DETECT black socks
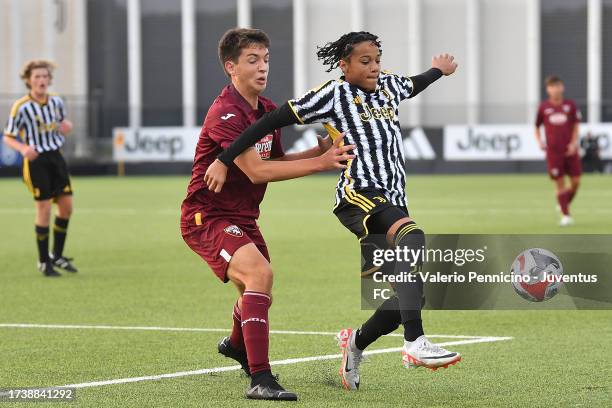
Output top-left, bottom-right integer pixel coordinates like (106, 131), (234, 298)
(355, 295), (401, 350)
(52, 217), (69, 258)
(35, 225), (50, 263)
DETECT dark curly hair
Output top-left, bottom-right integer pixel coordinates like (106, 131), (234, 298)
(316, 31), (382, 72)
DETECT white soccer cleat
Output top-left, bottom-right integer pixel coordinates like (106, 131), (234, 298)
(560, 215), (574, 227)
(336, 328), (363, 390)
(401, 336), (461, 370)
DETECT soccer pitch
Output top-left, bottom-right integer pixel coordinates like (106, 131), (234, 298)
(1, 174), (611, 407)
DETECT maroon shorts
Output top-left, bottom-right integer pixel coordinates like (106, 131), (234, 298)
(546, 153), (582, 179)
(181, 215), (270, 283)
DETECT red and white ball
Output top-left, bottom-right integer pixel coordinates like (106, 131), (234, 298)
(510, 248), (563, 302)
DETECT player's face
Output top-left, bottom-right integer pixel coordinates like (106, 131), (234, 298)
(28, 68), (51, 96)
(231, 45), (269, 94)
(546, 82), (564, 101)
(340, 41), (381, 92)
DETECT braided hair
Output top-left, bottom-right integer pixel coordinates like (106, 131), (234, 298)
(316, 31), (382, 72)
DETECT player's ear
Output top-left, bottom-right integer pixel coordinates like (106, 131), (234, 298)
(225, 60), (237, 77)
(339, 58), (348, 75)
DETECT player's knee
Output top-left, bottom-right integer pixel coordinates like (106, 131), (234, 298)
(36, 201), (52, 224)
(254, 263), (274, 287)
(57, 198), (73, 218)
(393, 222), (425, 266)
(235, 260), (273, 290)
(58, 206), (72, 218)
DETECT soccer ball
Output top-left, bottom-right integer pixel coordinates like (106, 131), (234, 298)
(510, 248), (563, 302)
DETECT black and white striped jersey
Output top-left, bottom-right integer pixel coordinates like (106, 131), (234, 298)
(4, 94), (67, 152)
(288, 72), (414, 208)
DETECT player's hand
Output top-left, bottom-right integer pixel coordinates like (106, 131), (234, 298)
(20, 145), (39, 161)
(538, 142), (546, 151)
(316, 134), (333, 155)
(432, 54), (458, 76)
(565, 143), (578, 157)
(204, 159), (228, 193)
(59, 120), (73, 136)
(317, 133), (355, 171)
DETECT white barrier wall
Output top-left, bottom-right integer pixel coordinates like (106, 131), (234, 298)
(113, 124), (612, 163)
(113, 127), (200, 162)
(444, 124), (612, 160)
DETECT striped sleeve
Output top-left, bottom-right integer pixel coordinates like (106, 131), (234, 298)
(4, 104), (24, 137)
(287, 80), (337, 125)
(385, 72), (414, 101)
(54, 96), (66, 121)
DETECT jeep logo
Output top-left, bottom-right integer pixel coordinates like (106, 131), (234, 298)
(123, 130), (184, 159)
(457, 128), (521, 156)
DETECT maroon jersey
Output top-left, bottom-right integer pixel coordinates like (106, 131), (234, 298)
(181, 85), (284, 223)
(536, 99), (581, 154)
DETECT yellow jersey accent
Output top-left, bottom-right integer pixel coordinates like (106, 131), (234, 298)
(344, 189), (372, 212)
(322, 123), (342, 141)
(358, 213), (372, 242)
(22, 158), (34, 193)
(287, 100), (304, 124)
(194, 212), (202, 226)
(9, 95), (31, 118)
(353, 191), (375, 208)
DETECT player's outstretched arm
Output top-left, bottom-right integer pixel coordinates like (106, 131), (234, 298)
(277, 134), (333, 161)
(204, 102), (305, 191)
(205, 136), (354, 192)
(408, 54), (458, 98)
(217, 103), (300, 167)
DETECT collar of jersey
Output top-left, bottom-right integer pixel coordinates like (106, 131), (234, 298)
(28, 93), (49, 106)
(228, 84), (264, 114)
(339, 75), (382, 94)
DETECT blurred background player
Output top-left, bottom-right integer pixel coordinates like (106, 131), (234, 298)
(204, 31), (462, 390)
(180, 28), (352, 401)
(3, 60), (77, 277)
(581, 132), (604, 173)
(535, 75), (582, 226)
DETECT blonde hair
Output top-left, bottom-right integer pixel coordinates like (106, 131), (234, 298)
(20, 60), (55, 89)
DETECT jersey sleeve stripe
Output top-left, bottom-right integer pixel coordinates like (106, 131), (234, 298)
(9, 95), (30, 118)
(287, 100), (305, 124)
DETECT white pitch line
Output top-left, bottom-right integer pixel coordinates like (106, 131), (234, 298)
(55, 336), (512, 390)
(0, 323), (496, 339)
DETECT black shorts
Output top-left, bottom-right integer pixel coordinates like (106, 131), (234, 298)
(23, 150), (73, 201)
(333, 188), (409, 240)
(334, 189), (410, 276)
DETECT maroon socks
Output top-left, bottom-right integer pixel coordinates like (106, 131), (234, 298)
(241, 291), (271, 375)
(229, 298), (245, 351)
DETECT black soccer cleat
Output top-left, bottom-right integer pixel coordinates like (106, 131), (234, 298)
(37, 261), (61, 277)
(218, 336), (250, 377)
(50, 255), (78, 273)
(246, 374), (298, 401)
